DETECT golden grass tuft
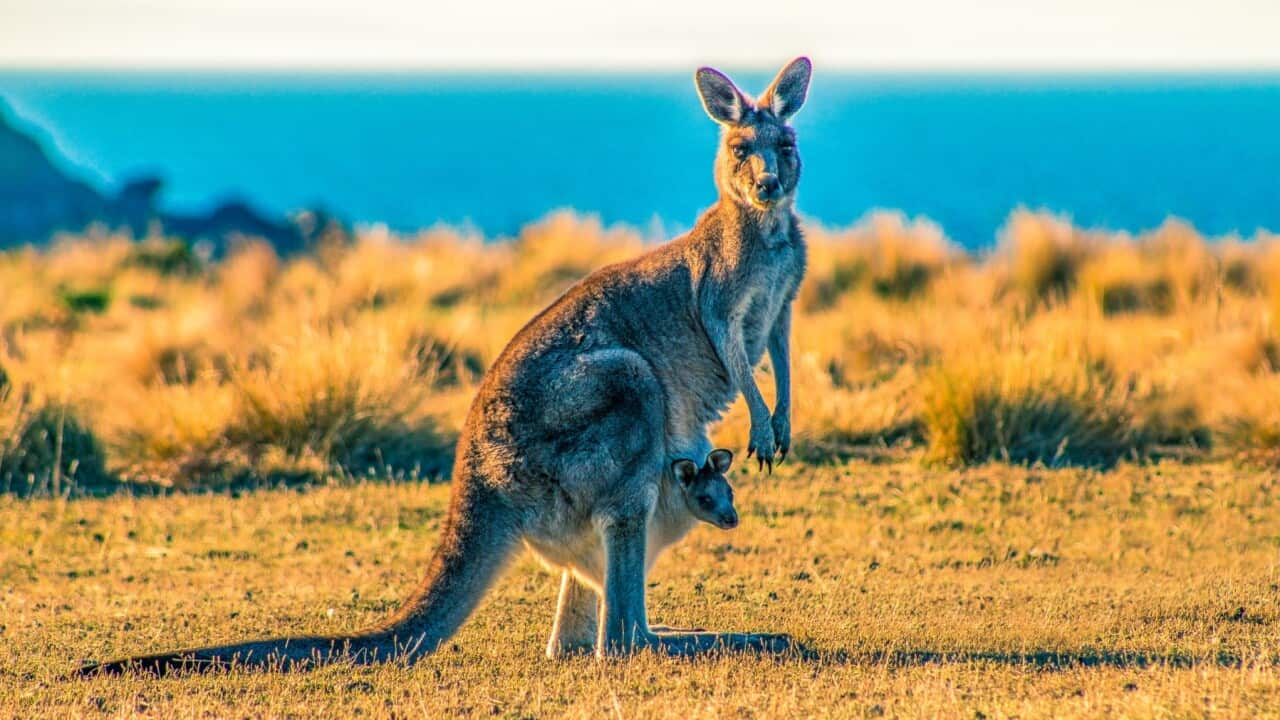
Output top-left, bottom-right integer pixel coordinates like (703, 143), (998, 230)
(223, 322), (453, 481)
(800, 211), (956, 310)
(998, 209), (1093, 304)
(920, 341), (1140, 467)
(1213, 374), (1280, 468)
(1077, 219), (1219, 316)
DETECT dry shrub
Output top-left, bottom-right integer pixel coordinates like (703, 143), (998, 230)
(223, 322), (453, 482)
(1078, 219), (1218, 316)
(42, 229), (133, 287)
(998, 209), (1094, 304)
(791, 362), (922, 462)
(1143, 219), (1218, 308)
(1221, 318), (1280, 375)
(496, 211), (643, 304)
(123, 236), (203, 276)
(920, 342), (1141, 467)
(801, 212), (955, 311)
(1079, 243), (1173, 315)
(1214, 375), (1280, 468)
(110, 304), (232, 386)
(1218, 239), (1262, 295)
(216, 240), (280, 316)
(101, 321), (456, 489)
(102, 380), (244, 489)
(0, 384), (112, 495)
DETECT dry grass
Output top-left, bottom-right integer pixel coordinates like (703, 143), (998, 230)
(1, 209), (1278, 490)
(5, 462), (1280, 718)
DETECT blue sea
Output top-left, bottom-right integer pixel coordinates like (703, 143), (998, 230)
(2, 71), (1279, 249)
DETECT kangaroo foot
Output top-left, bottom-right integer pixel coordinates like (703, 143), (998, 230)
(546, 638), (596, 659)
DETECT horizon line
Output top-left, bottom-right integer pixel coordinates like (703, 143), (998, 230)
(5, 62), (1280, 76)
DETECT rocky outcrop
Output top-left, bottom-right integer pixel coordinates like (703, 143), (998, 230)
(0, 103), (345, 254)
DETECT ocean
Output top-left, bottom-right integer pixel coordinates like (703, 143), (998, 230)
(2, 71), (1279, 249)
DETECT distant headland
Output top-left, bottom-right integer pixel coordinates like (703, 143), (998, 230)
(0, 101), (344, 254)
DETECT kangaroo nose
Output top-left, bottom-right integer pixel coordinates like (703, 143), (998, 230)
(721, 511), (739, 529)
(755, 175), (781, 199)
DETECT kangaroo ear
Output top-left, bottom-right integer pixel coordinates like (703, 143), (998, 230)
(672, 459), (699, 486)
(759, 57), (812, 121)
(695, 67), (753, 125)
(706, 449), (733, 474)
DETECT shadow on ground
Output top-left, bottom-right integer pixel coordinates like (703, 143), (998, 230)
(788, 646), (1266, 670)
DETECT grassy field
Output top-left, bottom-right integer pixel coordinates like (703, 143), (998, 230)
(4, 209), (1280, 716)
(5, 461), (1280, 718)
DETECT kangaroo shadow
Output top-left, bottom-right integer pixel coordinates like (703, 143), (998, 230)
(647, 627), (1253, 669)
(765, 645), (1263, 670)
(590, 629), (1257, 670)
(650, 626), (1253, 669)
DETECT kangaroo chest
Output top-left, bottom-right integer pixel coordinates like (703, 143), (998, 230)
(736, 243), (803, 364)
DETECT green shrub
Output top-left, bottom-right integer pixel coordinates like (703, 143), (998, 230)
(57, 285), (112, 314)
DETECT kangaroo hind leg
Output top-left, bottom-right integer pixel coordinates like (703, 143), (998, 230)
(596, 497), (795, 658)
(597, 509), (655, 657)
(546, 571), (599, 658)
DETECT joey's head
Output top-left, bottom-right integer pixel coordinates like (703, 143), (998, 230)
(695, 57), (812, 214)
(671, 449), (738, 530)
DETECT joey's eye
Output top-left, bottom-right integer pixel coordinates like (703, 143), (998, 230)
(698, 496), (714, 509)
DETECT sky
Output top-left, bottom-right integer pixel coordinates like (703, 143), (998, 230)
(3, 0), (1280, 71)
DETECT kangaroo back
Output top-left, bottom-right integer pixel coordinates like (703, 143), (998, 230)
(76, 474), (520, 676)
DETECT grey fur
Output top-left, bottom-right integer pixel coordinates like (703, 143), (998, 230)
(672, 449), (739, 530)
(76, 57), (811, 675)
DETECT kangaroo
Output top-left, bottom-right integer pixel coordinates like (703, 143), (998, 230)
(77, 57), (811, 675)
(672, 449), (739, 531)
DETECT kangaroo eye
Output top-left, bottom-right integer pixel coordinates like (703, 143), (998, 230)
(731, 146), (748, 160)
(780, 143), (795, 155)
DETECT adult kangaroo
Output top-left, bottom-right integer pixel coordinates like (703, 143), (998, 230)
(79, 57), (811, 675)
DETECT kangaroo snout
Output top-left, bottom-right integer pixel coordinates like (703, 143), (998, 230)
(719, 510), (739, 529)
(754, 174), (781, 202)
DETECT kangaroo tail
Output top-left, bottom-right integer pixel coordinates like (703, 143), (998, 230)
(77, 477), (521, 677)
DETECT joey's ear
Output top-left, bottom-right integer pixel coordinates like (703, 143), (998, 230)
(706, 449), (733, 474)
(695, 67), (753, 125)
(672, 459), (699, 486)
(758, 56), (812, 121)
